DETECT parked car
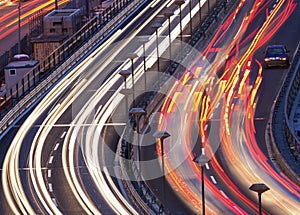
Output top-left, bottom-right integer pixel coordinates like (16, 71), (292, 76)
(264, 45), (290, 68)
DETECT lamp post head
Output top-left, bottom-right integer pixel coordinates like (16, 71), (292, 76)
(129, 107), (147, 116)
(249, 183), (270, 194)
(153, 130), (170, 141)
(119, 69), (132, 78)
(138, 36), (150, 44)
(193, 154), (210, 167)
(119, 88), (134, 95)
(164, 11), (175, 18)
(151, 22), (163, 30)
(127, 52), (138, 60)
(175, 0), (186, 6)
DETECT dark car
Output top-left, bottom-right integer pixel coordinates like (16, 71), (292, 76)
(264, 45), (290, 68)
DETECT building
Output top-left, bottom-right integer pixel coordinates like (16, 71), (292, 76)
(31, 9), (82, 62)
(4, 60), (39, 97)
(43, 9), (82, 37)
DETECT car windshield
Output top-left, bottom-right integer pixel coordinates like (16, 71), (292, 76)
(267, 47), (285, 55)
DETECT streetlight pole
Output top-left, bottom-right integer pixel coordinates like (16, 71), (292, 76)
(193, 154), (210, 215)
(129, 108), (146, 171)
(55, 0), (58, 10)
(175, 0), (185, 48)
(198, 0), (202, 24)
(151, 22), (162, 73)
(120, 88), (133, 129)
(249, 183), (270, 215)
(119, 70), (132, 118)
(153, 130), (171, 212)
(119, 69), (131, 89)
(18, 0), (21, 54)
(127, 52), (138, 106)
(164, 11), (174, 73)
(175, 0), (185, 74)
(189, 0), (193, 36)
(138, 36), (150, 90)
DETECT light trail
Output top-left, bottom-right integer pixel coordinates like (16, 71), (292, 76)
(156, 0), (299, 213)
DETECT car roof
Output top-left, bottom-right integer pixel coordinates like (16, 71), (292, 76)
(266, 45), (285, 49)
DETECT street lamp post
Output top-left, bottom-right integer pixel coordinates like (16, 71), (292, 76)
(189, 0), (193, 36)
(208, 0), (210, 14)
(175, 0), (185, 46)
(138, 36), (150, 90)
(153, 130), (171, 212)
(55, 0), (58, 10)
(120, 88), (133, 121)
(249, 183), (270, 215)
(175, 0), (186, 73)
(127, 52), (138, 105)
(18, 0), (21, 54)
(164, 11), (175, 73)
(198, 0), (202, 24)
(119, 69), (132, 89)
(151, 22), (163, 73)
(129, 108), (147, 171)
(193, 154), (210, 215)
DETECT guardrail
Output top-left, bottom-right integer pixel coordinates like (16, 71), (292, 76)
(0, 0), (149, 137)
(271, 41), (300, 179)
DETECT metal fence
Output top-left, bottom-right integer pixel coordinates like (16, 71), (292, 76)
(0, 0), (149, 136)
(271, 41), (300, 177)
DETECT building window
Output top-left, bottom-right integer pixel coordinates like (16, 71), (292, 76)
(53, 21), (62, 26)
(9, 69), (16, 76)
(62, 28), (68, 33)
(50, 28), (55, 33)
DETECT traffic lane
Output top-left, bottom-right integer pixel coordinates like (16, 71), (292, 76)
(41, 126), (86, 214)
(250, 0), (300, 156)
(31, 0), (175, 211)
(140, 122), (197, 215)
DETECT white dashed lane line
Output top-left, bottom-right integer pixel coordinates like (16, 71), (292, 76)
(233, 205), (243, 214)
(60, 131), (66, 139)
(54, 143), (60, 151)
(49, 183), (53, 192)
(220, 190), (228, 199)
(205, 163), (210, 170)
(48, 169), (52, 178)
(204, 124), (208, 131)
(52, 198), (58, 206)
(49, 156), (54, 164)
(210, 175), (217, 184)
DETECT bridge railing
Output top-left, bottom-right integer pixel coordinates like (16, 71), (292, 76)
(271, 41), (300, 179)
(0, 0), (149, 136)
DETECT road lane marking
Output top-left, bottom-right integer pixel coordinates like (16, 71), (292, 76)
(220, 190), (228, 199)
(54, 143), (60, 151)
(60, 131), (67, 139)
(48, 170), (52, 178)
(52, 198), (58, 206)
(49, 183), (53, 192)
(205, 163), (210, 170)
(49, 156), (54, 164)
(210, 175), (217, 184)
(233, 205), (243, 214)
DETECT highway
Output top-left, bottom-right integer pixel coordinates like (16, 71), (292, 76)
(0, 0), (299, 214)
(153, 0), (300, 214)
(1, 0), (198, 213)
